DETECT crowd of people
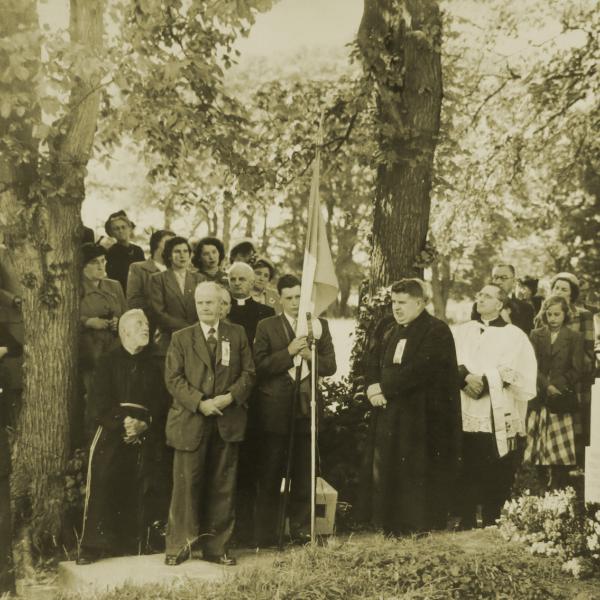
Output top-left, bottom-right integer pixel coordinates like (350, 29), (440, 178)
(0, 209), (598, 588)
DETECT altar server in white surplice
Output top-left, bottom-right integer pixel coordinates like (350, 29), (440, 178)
(453, 283), (537, 529)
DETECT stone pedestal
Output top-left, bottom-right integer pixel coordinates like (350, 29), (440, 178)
(585, 379), (600, 504)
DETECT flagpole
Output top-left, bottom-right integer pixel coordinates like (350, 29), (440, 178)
(310, 322), (317, 543)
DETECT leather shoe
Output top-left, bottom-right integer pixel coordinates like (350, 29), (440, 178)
(204, 552), (237, 566)
(165, 554), (186, 566)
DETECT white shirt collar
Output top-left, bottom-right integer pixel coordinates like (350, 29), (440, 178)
(199, 320), (219, 338)
(283, 312), (297, 331)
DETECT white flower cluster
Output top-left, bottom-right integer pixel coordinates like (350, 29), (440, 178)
(498, 488), (600, 579)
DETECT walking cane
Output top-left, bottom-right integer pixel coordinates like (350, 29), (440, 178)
(277, 361), (303, 549)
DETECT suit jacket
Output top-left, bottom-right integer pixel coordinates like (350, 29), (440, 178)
(127, 259), (161, 313)
(529, 326), (584, 398)
(229, 297), (275, 346)
(165, 321), (255, 450)
(106, 242), (145, 293)
(253, 314), (336, 434)
(149, 269), (206, 355)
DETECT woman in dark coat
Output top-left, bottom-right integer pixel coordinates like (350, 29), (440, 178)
(525, 295), (584, 489)
(79, 243), (127, 444)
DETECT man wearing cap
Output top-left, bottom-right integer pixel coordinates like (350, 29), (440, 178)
(104, 211), (145, 293)
(164, 281), (255, 566)
(77, 310), (168, 564)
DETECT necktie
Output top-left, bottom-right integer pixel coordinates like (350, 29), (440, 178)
(207, 327), (217, 364)
(291, 318), (297, 333)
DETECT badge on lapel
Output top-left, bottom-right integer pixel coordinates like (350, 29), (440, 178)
(221, 338), (231, 366)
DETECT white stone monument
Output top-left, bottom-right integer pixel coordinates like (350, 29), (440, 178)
(585, 379), (600, 504)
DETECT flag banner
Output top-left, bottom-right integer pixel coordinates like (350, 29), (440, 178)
(289, 123), (339, 380)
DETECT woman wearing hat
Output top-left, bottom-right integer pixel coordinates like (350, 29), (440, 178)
(80, 243), (127, 442)
(544, 272), (595, 465)
(251, 256), (281, 314)
(104, 211), (145, 293)
(191, 237), (228, 285)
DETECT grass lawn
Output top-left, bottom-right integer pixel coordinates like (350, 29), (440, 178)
(50, 529), (600, 600)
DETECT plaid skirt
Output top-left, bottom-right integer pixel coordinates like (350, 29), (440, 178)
(524, 407), (576, 466)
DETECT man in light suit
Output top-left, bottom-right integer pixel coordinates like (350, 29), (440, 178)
(253, 274), (337, 546)
(164, 281), (255, 566)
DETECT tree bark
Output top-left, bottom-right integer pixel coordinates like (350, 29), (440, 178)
(221, 192), (233, 251)
(0, 0), (104, 554)
(358, 0), (443, 293)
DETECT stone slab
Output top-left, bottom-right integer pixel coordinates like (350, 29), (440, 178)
(585, 445), (600, 504)
(58, 548), (276, 593)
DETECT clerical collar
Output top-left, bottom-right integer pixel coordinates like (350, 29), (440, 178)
(476, 315), (506, 327)
(200, 320), (219, 338)
(234, 297), (251, 306)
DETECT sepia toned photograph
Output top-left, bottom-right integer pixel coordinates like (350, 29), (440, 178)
(0, 0), (599, 597)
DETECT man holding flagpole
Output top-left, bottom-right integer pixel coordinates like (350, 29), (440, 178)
(252, 120), (339, 546)
(253, 274), (337, 546)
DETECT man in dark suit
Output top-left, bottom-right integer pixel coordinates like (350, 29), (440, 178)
(362, 278), (462, 536)
(164, 281), (255, 566)
(471, 264), (534, 334)
(253, 274), (337, 546)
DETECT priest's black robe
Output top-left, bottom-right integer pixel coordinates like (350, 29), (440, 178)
(80, 345), (168, 557)
(361, 310), (462, 535)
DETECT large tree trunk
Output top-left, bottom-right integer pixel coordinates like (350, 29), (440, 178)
(0, 0), (104, 556)
(358, 0), (443, 292)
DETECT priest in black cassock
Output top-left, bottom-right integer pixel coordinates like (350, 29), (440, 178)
(362, 278), (461, 535)
(226, 261), (274, 543)
(77, 309), (168, 564)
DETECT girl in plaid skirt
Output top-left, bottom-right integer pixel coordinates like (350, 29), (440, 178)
(525, 295), (584, 489)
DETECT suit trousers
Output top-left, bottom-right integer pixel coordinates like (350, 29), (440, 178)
(254, 428), (312, 545)
(166, 419), (239, 557)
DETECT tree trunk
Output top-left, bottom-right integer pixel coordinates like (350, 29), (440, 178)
(0, 0), (104, 555)
(430, 254), (451, 320)
(358, 0), (443, 293)
(221, 192), (233, 251)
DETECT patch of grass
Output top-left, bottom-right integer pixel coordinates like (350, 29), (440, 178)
(52, 530), (600, 600)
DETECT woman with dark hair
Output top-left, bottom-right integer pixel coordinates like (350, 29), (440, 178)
(80, 243), (127, 441)
(149, 236), (205, 358)
(191, 237), (228, 284)
(251, 256), (281, 314)
(517, 276), (543, 314)
(544, 272), (595, 465)
(525, 295), (584, 489)
(127, 229), (175, 315)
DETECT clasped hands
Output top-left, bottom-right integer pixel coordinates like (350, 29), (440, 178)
(199, 393), (233, 417)
(86, 316), (119, 332)
(288, 336), (311, 362)
(464, 366), (516, 399)
(123, 416), (148, 444)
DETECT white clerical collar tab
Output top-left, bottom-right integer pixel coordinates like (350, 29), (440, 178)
(235, 298), (249, 306)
